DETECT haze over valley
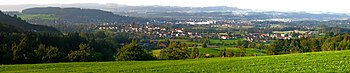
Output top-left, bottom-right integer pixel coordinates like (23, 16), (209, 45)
(1, 0), (350, 72)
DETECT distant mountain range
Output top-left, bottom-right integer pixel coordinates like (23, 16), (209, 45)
(0, 11), (60, 33)
(22, 7), (148, 24)
(107, 5), (350, 20)
(1, 3), (350, 21)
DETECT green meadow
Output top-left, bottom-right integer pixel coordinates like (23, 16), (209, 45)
(1, 50), (350, 72)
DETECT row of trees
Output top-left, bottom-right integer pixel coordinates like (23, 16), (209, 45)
(115, 40), (249, 61)
(0, 31), (132, 64)
(1, 31), (218, 63)
(266, 33), (350, 55)
(0, 31), (251, 63)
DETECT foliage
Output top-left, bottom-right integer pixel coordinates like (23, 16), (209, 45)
(116, 41), (154, 61)
(0, 11), (59, 33)
(266, 34), (350, 55)
(21, 7), (149, 25)
(34, 44), (63, 63)
(238, 45), (246, 57)
(191, 45), (199, 58)
(218, 48), (234, 57)
(11, 36), (36, 63)
(0, 30), (130, 64)
(68, 43), (93, 62)
(159, 42), (190, 60)
(202, 43), (207, 48)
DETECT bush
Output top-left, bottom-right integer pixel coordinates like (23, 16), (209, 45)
(191, 46), (199, 58)
(159, 42), (190, 60)
(68, 43), (92, 62)
(116, 41), (154, 61)
(217, 49), (234, 57)
(199, 54), (215, 58)
(202, 43), (207, 48)
(237, 45), (246, 57)
(34, 44), (63, 63)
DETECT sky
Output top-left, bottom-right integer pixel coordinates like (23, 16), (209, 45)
(0, 0), (350, 13)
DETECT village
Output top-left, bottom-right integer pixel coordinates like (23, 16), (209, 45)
(96, 20), (321, 43)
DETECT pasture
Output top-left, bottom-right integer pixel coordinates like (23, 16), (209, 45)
(1, 50), (350, 72)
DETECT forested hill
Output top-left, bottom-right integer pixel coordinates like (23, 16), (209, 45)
(21, 7), (149, 25)
(0, 11), (60, 33)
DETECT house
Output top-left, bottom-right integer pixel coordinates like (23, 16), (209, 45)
(160, 28), (166, 31)
(221, 35), (230, 40)
(218, 33), (230, 39)
(188, 32), (193, 35)
(175, 28), (184, 33)
(159, 42), (170, 48)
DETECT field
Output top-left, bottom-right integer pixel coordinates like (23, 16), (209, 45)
(152, 39), (265, 57)
(198, 47), (266, 56)
(2, 50), (350, 72)
(273, 31), (307, 34)
(19, 14), (59, 21)
(152, 47), (266, 57)
(155, 39), (244, 46)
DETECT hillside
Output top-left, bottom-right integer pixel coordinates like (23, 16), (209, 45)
(3, 4), (349, 21)
(21, 7), (149, 25)
(0, 11), (60, 33)
(111, 5), (350, 20)
(1, 50), (350, 72)
(0, 23), (23, 32)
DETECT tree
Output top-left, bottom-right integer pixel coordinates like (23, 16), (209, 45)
(266, 45), (275, 55)
(116, 41), (154, 61)
(321, 38), (331, 51)
(309, 39), (320, 52)
(218, 48), (227, 57)
(346, 40), (350, 50)
(238, 45), (246, 57)
(68, 43), (92, 62)
(159, 42), (190, 60)
(11, 37), (35, 63)
(226, 49), (234, 57)
(248, 42), (256, 48)
(328, 42), (337, 51)
(289, 41), (300, 53)
(338, 39), (348, 50)
(191, 45), (199, 58)
(256, 43), (263, 50)
(202, 43), (207, 48)
(218, 48), (234, 57)
(0, 44), (11, 64)
(34, 44), (63, 63)
(300, 39), (310, 52)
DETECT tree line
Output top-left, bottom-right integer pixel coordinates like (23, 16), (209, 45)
(0, 31), (131, 64)
(266, 33), (350, 55)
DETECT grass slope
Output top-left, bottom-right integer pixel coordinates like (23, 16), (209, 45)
(153, 47), (266, 57)
(19, 14), (59, 21)
(198, 47), (266, 56)
(1, 50), (350, 72)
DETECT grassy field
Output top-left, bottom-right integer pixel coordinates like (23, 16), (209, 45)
(152, 47), (266, 57)
(155, 39), (203, 45)
(155, 39), (244, 46)
(273, 31), (307, 34)
(198, 47), (266, 56)
(2, 50), (350, 72)
(19, 14), (59, 21)
(153, 39), (265, 57)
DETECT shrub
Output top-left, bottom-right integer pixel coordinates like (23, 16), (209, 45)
(116, 41), (154, 61)
(159, 42), (190, 60)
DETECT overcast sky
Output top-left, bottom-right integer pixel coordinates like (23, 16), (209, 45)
(0, 0), (349, 13)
